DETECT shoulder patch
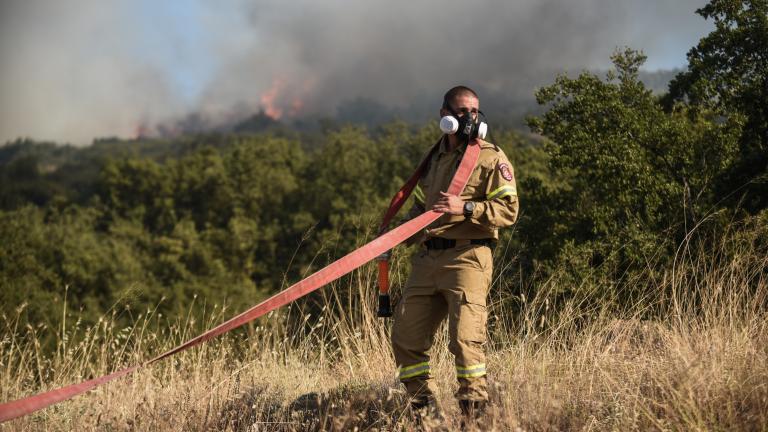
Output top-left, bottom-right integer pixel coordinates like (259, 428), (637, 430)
(498, 163), (513, 181)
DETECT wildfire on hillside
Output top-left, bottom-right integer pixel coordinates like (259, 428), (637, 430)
(259, 78), (314, 120)
(127, 78), (316, 139)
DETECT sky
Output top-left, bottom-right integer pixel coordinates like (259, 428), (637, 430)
(0, 0), (713, 144)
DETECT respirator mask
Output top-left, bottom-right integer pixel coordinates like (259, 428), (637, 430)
(439, 108), (488, 140)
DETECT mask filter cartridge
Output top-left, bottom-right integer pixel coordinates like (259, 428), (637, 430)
(476, 121), (488, 139)
(439, 116), (459, 134)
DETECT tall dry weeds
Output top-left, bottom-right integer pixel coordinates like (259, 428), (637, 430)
(1, 219), (766, 431)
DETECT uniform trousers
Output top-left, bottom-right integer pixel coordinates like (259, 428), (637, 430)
(391, 241), (493, 403)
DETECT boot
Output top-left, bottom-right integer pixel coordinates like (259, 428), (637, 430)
(458, 400), (487, 430)
(411, 398), (445, 430)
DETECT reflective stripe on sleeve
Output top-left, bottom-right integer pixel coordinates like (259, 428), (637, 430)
(399, 361), (430, 379)
(486, 185), (517, 200)
(456, 363), (486, 378)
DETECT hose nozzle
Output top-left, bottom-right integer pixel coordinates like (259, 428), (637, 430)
(376, 251), (392, 318)
(377, 293), (392, 318)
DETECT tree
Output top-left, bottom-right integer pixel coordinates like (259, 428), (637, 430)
(527, 49), (740, 296)
(666, 0), (768, 212)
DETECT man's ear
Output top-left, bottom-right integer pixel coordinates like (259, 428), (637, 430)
(440, 108), (450, 117)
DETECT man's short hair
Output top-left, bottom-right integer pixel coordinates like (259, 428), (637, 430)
(442, 86), (479, 109)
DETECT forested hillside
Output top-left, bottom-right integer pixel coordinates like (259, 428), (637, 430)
(1, 1), (765, 344)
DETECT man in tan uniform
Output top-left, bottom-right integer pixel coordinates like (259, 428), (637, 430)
(391, 86), (519, 421)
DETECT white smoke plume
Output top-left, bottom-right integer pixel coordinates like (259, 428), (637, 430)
(0, 0), (711, 144)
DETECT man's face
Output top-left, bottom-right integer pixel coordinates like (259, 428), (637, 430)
(441, 93), (480, 121)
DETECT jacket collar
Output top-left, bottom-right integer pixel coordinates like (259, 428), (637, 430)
(439, 135), (466, 156)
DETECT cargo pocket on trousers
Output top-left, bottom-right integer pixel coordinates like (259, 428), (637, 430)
(460, 290), (488, 343)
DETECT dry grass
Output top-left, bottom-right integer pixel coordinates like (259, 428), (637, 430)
(1, 222), (767, 431)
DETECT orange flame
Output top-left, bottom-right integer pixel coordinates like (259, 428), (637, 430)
(259, 78), (315, 120)
(260, 79), (285, 119)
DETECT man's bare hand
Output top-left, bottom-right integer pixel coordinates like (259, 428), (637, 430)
(432, 191), (464, 215)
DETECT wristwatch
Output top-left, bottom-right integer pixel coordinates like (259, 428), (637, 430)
(463, 201), (476, 219)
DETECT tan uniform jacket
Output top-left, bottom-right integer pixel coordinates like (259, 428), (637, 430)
(405, 136), (519, 241)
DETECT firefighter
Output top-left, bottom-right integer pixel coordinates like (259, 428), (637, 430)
(391, 85), (519, 424)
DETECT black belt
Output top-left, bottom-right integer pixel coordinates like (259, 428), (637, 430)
(423, 237), (495, 250)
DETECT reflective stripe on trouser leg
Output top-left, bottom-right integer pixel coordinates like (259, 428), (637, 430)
(456, 363), (486, 378)
(399, 362), (430, 380)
